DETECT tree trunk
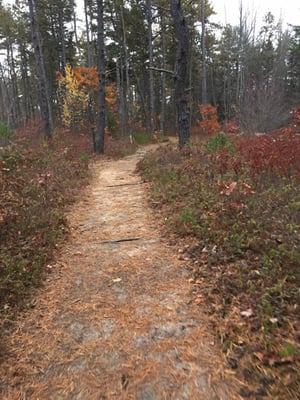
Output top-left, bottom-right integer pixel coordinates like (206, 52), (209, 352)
(8, 41), (20, 126)
(116, 57), (126, 137)
(28, 0), (53, 140)
(170, 0), (190, 149)
(58, 0), (67, 75)
(188, 32), (193, 128)
(19, 44), (33, 121)
(120, 3), (132, 136)
(236, 3), (243, 106)
(0, 64), (7, 122)
(84, 0), (92, 67)
(146, 0), (154, 135)
(160, 9), (166, 134)
(95, 0), (105, 153)
(201, 0), (207, 104)
(0, 63), (12, 123)
(132, 65), (148, 128)
(72, 6), (82, 61)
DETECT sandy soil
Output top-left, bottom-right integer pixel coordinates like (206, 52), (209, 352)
(0, 146), (239, 399)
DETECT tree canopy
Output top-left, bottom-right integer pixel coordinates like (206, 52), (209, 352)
(0, 0), (299, 146)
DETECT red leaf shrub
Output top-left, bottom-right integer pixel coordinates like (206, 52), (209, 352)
(236, 132), (300, 178)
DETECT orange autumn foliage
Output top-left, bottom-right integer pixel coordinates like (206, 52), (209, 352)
(197, 104), (221, 136)
(56, 66), (98, 92)
(57, 65), (118, 131)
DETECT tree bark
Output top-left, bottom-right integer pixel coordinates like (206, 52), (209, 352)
(146, 0), (154, 135)
(120, 2), (132, 136)
(84, 0), (92, 67)
(58, 0), (67, 75)
(19, 42), (33, 121)
(201, 0), (207, 104)
(0, 64), (8, 123)
(8, 41), (20, 126)
(95, 0), (105, 153)
(28, 0), (53, 140)
(159, 9), (166, 134)
(116, 57), (126, 137)
(72, 6), (82, 61)
(170, 0), (190, 149)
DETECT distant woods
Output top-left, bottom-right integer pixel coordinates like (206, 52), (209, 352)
(0, 0), (299, 148)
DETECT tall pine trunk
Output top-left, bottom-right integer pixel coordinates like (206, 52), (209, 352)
(160, 10), (166, 134)
(84, 0), (92, 67)
(170, 0), (190, 149)
(120, 3), (132, 136)
(95, 0), (105, 153)
(58, 0), (67, 75)
(201, 0), (207, 104)
(8, 42), (20, 126)
(116, 57), (126, 136)
(28, 0), (53, 140)
(146, 0), (154, 135)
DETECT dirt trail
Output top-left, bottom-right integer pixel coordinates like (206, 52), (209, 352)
(0, 147), (238, 399)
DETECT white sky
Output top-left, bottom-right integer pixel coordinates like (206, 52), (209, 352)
(211, 0), (300, 28)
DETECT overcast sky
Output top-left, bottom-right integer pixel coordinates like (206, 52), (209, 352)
(211, 0), (300, 28)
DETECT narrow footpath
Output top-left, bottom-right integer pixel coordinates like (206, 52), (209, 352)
(0, 147), (238, 399)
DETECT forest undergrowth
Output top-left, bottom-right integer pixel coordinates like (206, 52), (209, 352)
(0, 122), (137, 324)
(1, 113), (299, 397)
(138, 111), (300, 399)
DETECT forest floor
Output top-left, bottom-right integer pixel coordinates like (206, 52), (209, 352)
(0, 144), (240, 399)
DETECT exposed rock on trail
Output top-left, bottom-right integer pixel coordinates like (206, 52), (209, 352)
(0, 147), (237, 399)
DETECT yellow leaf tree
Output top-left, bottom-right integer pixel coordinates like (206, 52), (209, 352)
(57, 65), (117, 134)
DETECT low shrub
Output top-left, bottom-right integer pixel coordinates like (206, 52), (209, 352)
(138, 130), (300, 398)
(0, 123), (15, 146)
(0, 137), (90, 313)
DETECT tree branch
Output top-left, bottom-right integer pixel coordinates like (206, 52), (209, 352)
(150, 66), (174, 75)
